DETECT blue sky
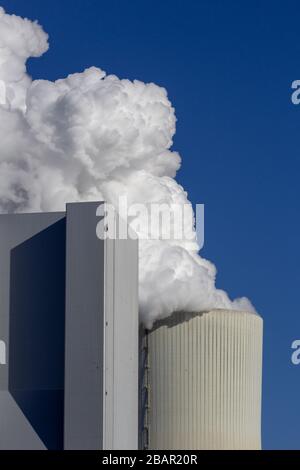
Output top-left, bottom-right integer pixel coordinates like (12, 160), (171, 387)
(2, 0), (300, 449)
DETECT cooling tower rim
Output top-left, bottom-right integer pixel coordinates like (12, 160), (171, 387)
(147, 308), (262, 333)
(205, 307), (261, 317)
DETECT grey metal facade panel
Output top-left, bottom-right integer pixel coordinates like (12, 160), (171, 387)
(64, 202), (139, 450)
(0, 212), (65, 390)
(0, 392), (46, 449)
(64, 202), (105, 450)
(103, 236), (139, 449)
(147, 309), (263, 450)
(0, 212), (66, 449)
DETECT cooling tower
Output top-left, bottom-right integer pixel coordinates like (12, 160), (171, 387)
(143, 309), (263, 450)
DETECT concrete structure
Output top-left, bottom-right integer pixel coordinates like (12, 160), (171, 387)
(145, 309), (263, 450)
(0, 202), (264, 450)
(0, 202), (138, 450)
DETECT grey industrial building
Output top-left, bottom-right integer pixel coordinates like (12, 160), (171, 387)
(0, 201), (263, 450)
(0, 202), (138, 449)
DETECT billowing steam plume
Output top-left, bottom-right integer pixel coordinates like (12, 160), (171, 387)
(0, 7), (255, 327)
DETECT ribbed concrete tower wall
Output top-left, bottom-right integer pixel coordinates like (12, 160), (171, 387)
(146, 309), (263, 450)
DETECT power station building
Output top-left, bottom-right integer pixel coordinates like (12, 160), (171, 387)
(0, 202), (138, 449)
(0, 202), (263, 450)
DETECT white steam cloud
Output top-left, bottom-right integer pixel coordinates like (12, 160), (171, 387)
(0, 7), (255, 327)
